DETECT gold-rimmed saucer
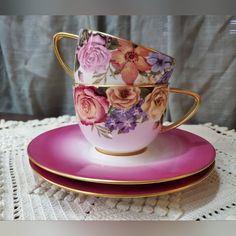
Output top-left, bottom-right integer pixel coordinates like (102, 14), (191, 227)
(30, 160), (215, 198)
(27, 125), (216, 185)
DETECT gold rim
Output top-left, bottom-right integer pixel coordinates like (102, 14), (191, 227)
(30, 162), (215, 198)
(28, 154), (216, 185)
(73, 83), (169, 88)
(95, 147), (147, 156)
(160, 88), (201, 133)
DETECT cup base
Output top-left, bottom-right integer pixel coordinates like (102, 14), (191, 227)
(95, 147), (147, 156)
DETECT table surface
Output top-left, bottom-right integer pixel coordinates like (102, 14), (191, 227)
(0, 115), (236, 220)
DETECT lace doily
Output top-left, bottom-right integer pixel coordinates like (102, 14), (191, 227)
(0, 115), (236, 220)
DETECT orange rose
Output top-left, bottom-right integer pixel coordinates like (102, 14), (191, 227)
(106, 87), (141, 110)
(141, 86), (168, 122)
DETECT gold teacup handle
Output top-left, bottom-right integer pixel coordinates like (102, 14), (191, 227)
(53, 32), (79, 78)
(161, 88), (201, 133)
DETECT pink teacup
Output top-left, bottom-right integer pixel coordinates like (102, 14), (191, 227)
(72, 84), (200, 156)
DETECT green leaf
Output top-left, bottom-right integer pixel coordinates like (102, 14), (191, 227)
(75, 60), (80, 71)
(140, 88), (152, 99)
(150, 71), (160, 76)
(139, 71), (148, 76)
(93, 72), (106, 78)
(141, 116), (149, 123)
(107, 106), (113, 115)
(118, 129), (125, 134)
(109, 67), (117, 79)
(107, 38), (120, 50)
(95, 125), (113, 139)
(97, 129), (101, 137)
(100, 132), (112, 139)
(114, 70), (120, 75)
(79, 29), (89, 46)
(108, 44), (119, 50)
(92, 77), (104, 85)
(96, 125), (110, 132)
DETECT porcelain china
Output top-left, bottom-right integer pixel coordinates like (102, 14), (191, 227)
(27, 124), (216, 185)
(30, 160), (215, 198)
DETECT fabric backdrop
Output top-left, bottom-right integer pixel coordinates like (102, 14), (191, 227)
(0, 16), (236, 129)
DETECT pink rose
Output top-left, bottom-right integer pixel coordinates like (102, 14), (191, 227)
(77, 34), (111, 73)
(73, 85), (109, 125)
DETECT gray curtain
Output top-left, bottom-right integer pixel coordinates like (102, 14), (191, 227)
(0, 16), (236, 128)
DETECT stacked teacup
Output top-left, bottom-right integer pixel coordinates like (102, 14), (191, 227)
(53, 29), (200, 156)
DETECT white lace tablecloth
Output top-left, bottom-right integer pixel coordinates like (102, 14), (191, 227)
(0, 115), (236, 220)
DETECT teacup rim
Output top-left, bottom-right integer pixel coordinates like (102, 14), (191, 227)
(72, 82), (170, 88)
(77, 28), (176, 63)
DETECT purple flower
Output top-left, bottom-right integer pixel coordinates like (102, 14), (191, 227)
(112, 108), (129, 117)
(116, 116), (137, 133)
(104, 100), (148, 134)
(156, 69), (173, 85)
(129, 99), (147, 119)
(104, 116), (118, 131)
(147, 52), (172, 74)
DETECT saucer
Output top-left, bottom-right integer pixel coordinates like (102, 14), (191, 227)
(30, 160), (215, 198)
(27, 124), (216, 185)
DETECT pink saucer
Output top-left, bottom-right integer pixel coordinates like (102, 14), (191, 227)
(27, 124), (216, 184)
(30, 160), (215, 198)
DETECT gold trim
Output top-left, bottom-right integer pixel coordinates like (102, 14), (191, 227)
(95, 147), (147, 156)
(53, 32), (78, 78)
(73, 83), (169, 88)
(30, 162), (215, 198)
(28, 150), (216, 185)
(161, 88), (201, 133)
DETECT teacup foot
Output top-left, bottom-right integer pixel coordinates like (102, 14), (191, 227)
(95, 147), (147, 156)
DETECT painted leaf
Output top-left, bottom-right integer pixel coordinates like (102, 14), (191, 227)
(100, 132), (112, 139)
(96, 125), (113, 139)
(92, 77), (104, 85)
(79, 29), (89, 46)
(140, 88), (152, 99)
(75, 59), (80, 71)
(107, 106), (113, 115)
(93, 72), (106, 78)
(108, 38), (120, 50)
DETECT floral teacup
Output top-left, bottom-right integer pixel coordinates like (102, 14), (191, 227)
(73, 84), (200, 155)
(53, 29), (175, 86)
(53, 30), (200, 156)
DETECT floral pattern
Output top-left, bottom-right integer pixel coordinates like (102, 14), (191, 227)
(73, 86), (109, 125)
(110, 41), (150, 85)
(141, 86), (168, 122)
(147, 52), (173, 74)
(106, 86), (140, 110)
(73, 84), (168, 139)
(75, 29), (175, 85)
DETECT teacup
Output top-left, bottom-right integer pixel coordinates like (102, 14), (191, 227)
(53, 30), (201, 156)
(72, 83), (200, 155)
(53, 29), (175, 86)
